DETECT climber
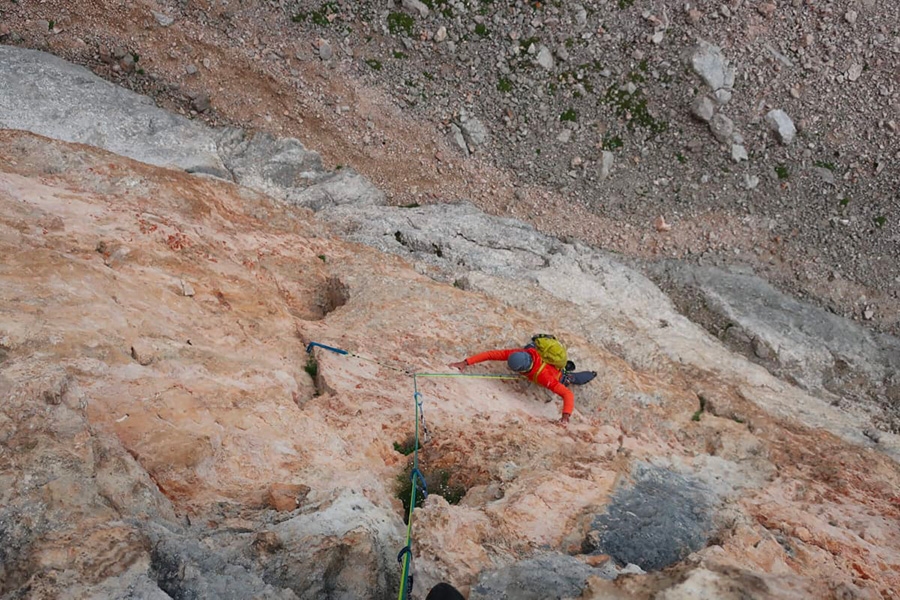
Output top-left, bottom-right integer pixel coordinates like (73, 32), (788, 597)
(449, 340), (596, 427)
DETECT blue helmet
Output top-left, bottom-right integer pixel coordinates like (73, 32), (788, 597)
(507, 352), (533, 373)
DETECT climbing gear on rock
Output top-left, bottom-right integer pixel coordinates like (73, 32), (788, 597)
(530, 334), (568, 370)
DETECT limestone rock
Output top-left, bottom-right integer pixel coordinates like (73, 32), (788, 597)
(599, 150), (615, 180)
(402, 0), (429, 17)
(692, 94), (716, 122)
(536, 45), (555, 70)
(709, 113), (735, 144)
(267, 483), (311, 511)
(690, 41), (736, 93)
(765, 109), (796, 145)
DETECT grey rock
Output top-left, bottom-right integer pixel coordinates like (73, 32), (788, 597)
(180, 279), (196, 297)
(599, 150), (615, 180)
(0, 46), (228, 178)
(731, 144), (748, 162)
(765, 43), (793, 68)
(709, 113), (734, 144)
(585, 463), (714, 571)
(536, 45), (555, 70)
(186, 63), (199, 75)
(449, 123), (469, 156)
(713, 88), (732, 105)
(574, 5), (588, 25)
(151, 10), (174, 27)
(215, 128), (384, 209)
(690, 41), (735, 92)
(557, 129), (572, 143)
(318, 41), (333, 61)
(691, 94), (716, 122)
(812, 166), (835, 185)
(190, 91), (211, 113)
(458, 109), (489, 151)
(434, 26), (447, 42)
(744, 174), (760, 189)
(644, 262), (900, 409)
(765, 109), (796, 144)
(847, 63), (863, 82)
(469, 554), (604, 600)
(402, 0), (430, 17)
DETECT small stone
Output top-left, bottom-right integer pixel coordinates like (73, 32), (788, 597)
(744, 174), (760, 189)
(713, 88), (733, 105)
(0, 24), (11, 38)
(687, 9), (703, 24)
(720, 5), (731, 18)
(318, 40), (333, 61)
(757, 3), (777, 17)
(692, 94), (716, 122)
(402, 0), (430, 17)
(847, 63), (863, 82)
(731, 144), (748, 162)
(812, 167), (835, 185)
(751, 336), (772, 359)
(709, 113), (734, 144)
(536, 45), (555, 70)
(844, 10), (858, 24)
(181, 279), (195, 297)
(790, 85), (802, 98)
(654, 216), (672, 232)
(651, 30), (664, 44)
(557, 129), (572, 143)
(624, 82), (637, 95)
(130, 342), (156, 366)
(800, 33), (814, 47)
(186, 64), (199, 75)
(152, 10), (174, 27)
(599, 150), (615, 180)
(765, 109), (796, 145)
(434, 26), (447, 43)
(191, 92), (211, 113)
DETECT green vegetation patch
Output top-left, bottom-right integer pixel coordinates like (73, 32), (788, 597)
(691, 394), (707, 422)
(775, 164), (789, 179)
(365, 58), (383, 70)
(396, 463), (467, 520)
(304, 355), (318, 378)
(475, 23), (490, 37)
(600, 84), (668, 134)
(560, 108), (577, 122)
(497, 77), (513, 92)
(393, 435), (420, 456)
(387, 12), (415, 36)
(602, 135), (623, 150)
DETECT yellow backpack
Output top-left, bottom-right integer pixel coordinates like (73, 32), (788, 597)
(530, 334), (568, 370)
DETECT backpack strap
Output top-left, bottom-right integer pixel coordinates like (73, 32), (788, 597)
(530, 361), (547, 383)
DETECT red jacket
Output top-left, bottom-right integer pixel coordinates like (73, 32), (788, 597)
(464, 347), (574, 417)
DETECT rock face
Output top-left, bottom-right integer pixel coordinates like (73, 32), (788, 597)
(2, 49), (900, 600)
(645, 261), (900, 432)
(0, 45), (227, 178)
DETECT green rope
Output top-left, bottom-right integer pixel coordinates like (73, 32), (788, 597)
(398, 376), (425, 600)
(304, 341), (523, 600)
